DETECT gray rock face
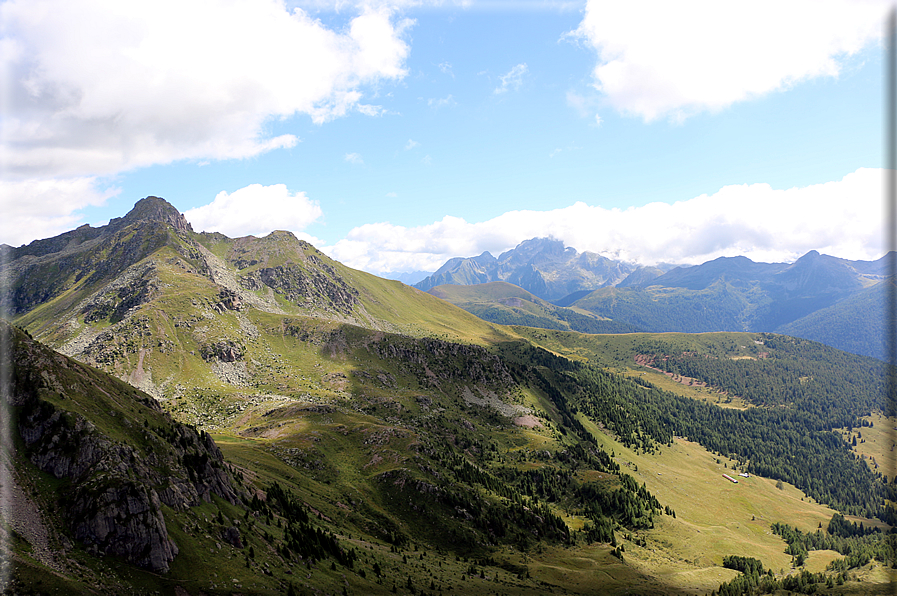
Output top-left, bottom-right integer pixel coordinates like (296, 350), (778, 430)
(69, 482), (178, 572)
(221, 525), (243, 548)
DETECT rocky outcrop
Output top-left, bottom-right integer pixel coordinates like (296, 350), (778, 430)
(108, 196), (194, 233)
(240, 260), (359, 315)
(215, 287), (244, 312)
(80, 262), (161, 324)
(5, 321), (239, 573)
(201, 339), (245, 362)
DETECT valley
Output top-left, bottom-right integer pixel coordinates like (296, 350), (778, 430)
(1, 198), (895, 595)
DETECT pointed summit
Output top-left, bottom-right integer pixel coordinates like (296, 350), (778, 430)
(110, 196), (194, 233)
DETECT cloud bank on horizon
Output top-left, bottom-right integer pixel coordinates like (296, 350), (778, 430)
(328, 167), (885, 270)
(0, 0), (891, 272)
(178, 167), (884, 271)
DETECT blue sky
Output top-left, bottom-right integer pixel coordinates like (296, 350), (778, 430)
(0, 0), (891, 274)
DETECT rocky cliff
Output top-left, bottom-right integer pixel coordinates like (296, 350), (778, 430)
(4, 320), (240, 573)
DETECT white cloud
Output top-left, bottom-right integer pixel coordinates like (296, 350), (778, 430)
(357, 104), (387, 116)
(494, 63), (528, 94)
(0, 0), (412, 180)
(324, 168), (884, 273)
(405, 139), (420, 150)
(427, 95), (457, 109)
(184, 184), (323, 239)
(345, 152), (365, 164)
(572, 0), (888, 122)
(0, 178), (119, 246)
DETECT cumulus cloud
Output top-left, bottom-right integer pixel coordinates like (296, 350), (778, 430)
(324, 168), (884, 273)
(345, 152), (365, 164)
(572, 0), (888, 121)
(0, 178), (120, 246)
(0, 0), (412, 180)
(494, 63), (528, 94)
(184, 184), (323, 239)
(404, 139), (420, 150)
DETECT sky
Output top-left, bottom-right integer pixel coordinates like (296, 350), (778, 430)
(0, 0), (893, 276)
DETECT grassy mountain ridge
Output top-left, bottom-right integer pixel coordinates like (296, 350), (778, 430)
(3, 314), (689, 594)
(5, 198), (514, 404)
(570, 281), (754, 333)
(3, 197), (896, 594)
(429, 281), (642, 334)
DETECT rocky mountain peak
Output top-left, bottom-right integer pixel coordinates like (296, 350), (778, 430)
(416, 237), (637, 300)
(110, 196), (194, 233)
(499, 237), (567, 265)
(791, 249), (822, 265)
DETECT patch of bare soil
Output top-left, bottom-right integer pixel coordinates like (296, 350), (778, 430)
(513, 415), (542, 428)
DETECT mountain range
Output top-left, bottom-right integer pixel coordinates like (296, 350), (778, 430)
(2, 197), (895, 595)
(418, 238), (890, 361)
(414, 238), (646, 301)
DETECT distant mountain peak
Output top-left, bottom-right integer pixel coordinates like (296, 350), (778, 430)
(499, 237), (568, 264)
(795, 249), (822, 262)
(416, 237), (635, 300)
(110, 196), (194, 233)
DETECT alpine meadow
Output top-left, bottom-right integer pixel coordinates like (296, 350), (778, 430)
(2, 1), (896, 595)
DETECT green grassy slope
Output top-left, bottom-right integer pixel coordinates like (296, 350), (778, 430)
(6, 208), (895, 595)
(8, 312), (894, 595)
(430, 281), (641, 334)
